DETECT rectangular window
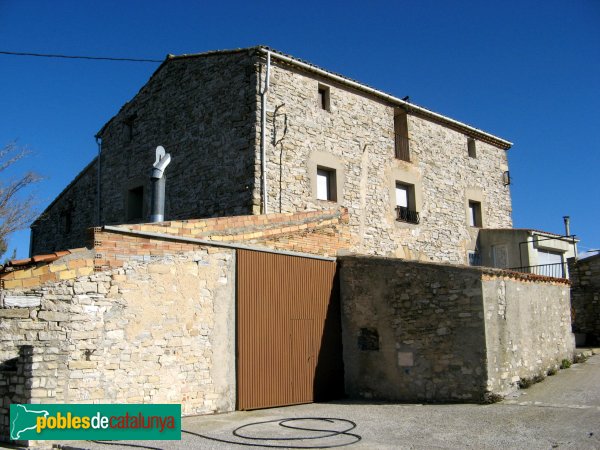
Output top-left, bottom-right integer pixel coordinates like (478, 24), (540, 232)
(316, 167), (336, 201)
(394, 111), (410, 161)
(60, 210), (72, 234)
(127, 186), (144, 221)
(468, 138), (477, 158)
(318, 85), (330, 111)
(395, 182), (419, 224)
(123, 113), (137, 142)
(395, 184), (409, 208)
(468, 201), (482, 227)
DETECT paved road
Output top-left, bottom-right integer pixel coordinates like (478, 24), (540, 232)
(50, 354), (600, 449)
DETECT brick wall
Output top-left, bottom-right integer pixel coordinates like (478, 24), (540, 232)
(94, 207), (349, 270)
(3, 208), (349, 290)
(1, 252), (95, 291)
(569, 254), (600, 345)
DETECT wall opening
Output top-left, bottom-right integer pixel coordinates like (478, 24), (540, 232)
(127, 186), (144, 221)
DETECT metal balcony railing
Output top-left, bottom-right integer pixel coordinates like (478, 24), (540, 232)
(395, 134), (410, 162)
(508, 262), (567, 279)
(396, 206), (420, 224)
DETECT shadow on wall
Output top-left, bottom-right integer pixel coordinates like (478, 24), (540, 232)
(313, 269), (345, 402)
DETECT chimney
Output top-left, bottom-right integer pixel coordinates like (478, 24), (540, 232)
(150, 146), (171, 223)
(563, 216), (571, 237)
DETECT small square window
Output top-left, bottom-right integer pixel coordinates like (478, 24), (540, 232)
(316, 167), (336, 201)
(318, 85), (330, 111)
(468, 200), (482, 227)
(467, 138), (477, 158)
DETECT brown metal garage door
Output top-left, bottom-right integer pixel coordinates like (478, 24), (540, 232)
(237, 249), (344, 410)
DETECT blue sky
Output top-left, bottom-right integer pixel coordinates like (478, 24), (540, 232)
(1, 0), (598, 258)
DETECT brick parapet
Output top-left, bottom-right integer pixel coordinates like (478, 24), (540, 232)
(1, 256), (95, 292)
(2, 208), (350, 290)
(93, 207), (349, 270)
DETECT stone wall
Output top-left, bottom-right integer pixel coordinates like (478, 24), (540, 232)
(263, 59), (513, 263)
(339, 255), (574, 402)
(31, 49), (260, 255)
(30, 160), (98, 256)
(569, 254), (600, 345)
(0, 346), (34, 442)
(483, 275), (574, 394)
(0, 247), (236, 443)
(339, 256), (488, 402)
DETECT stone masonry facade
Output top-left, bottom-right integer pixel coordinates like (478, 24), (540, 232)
(0, 249), (236, 442)
(32, 49), (259, 255)
(263, 59), (512, 262)
(339, 255), (574, 402)
(31, 47), (512, 266)
(569, 254), (600, 345)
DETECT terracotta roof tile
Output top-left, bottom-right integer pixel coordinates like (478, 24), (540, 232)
(32, 254), (60, 263)
(8, 258), (33, 267)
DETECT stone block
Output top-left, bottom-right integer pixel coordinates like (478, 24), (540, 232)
(74, 281), (98, 294)
(69, 361), (98, 369)
(0, 308), (30, 318)
(49, 264), (68, 273)
(58, 270), (77, 280)
(38, 331), (64, 341)
(148, 264), (172, 274)
(22, 277), (41, 288)
(38, 311), (71, 322)
(2, 279), (23, 289)
(77, 267), (94, 277)
(4, 295), (42, 307)
(13, 269), (33, 280)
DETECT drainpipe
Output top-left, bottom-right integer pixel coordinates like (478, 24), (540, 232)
(150, 146), (171, 223)
(260, 51), (271, 214)
(95, 136), (102, 225)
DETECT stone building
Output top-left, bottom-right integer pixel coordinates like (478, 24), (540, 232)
(4, 48), (580, 444)
(31, 46), (513, 265)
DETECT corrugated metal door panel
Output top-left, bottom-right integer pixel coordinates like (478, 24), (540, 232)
(291, 319), (316, 404)
(237, 249), (343, 410)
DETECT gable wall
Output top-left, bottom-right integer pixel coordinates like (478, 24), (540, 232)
(31, 51), (261, 255)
